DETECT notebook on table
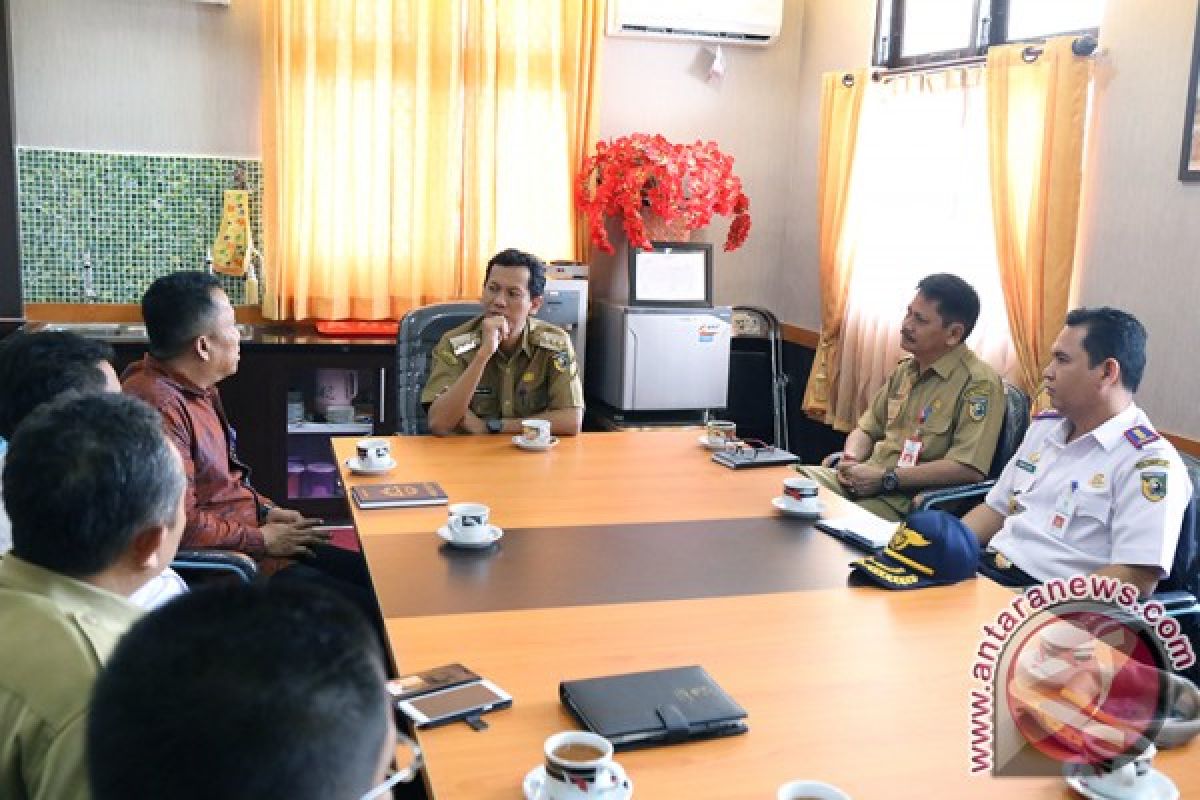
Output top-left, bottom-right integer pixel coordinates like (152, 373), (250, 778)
(560, 665), (748, 750)
(815, 504), (898, 552)
(351, 481), (448, 509)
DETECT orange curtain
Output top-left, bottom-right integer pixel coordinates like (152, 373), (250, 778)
(986, 36), (1092, 404)
(801, 70), (866, 426)
(260, 0), (604, 320)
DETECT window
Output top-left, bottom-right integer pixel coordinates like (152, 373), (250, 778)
(874, 0), (1104, 68)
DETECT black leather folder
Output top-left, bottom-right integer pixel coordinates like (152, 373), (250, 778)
(559, 665), (748, 750)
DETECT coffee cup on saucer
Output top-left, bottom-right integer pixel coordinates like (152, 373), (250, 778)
(524, 731), (631, 800)
(447, 503), (491, 544)
(705, 419), (737, 448)
(776, 780), (851, 800)
(356, 438), (392, 469)
(521, 419), (553, 445)
(782, 476), (821, 512)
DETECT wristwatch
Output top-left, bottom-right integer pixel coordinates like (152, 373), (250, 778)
(881, 468), (900, 493)
(486, 418), (504, 434)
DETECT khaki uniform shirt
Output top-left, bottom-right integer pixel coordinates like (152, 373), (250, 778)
(0, 556), (141, 800)
(420, 316), (584, 420)
(858, 343), (1005, 476)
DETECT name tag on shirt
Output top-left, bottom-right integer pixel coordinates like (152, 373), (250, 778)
(1049, 482), (1079, 534)
(896, 437), (923, 468)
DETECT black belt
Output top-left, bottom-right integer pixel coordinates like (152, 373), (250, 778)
(978, 550), (1038, 588)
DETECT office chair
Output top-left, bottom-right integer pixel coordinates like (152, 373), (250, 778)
(394, 302), (483, 434)
(911, 381), (1031, 513)
(724, 306), (789, 450)
(171, 548), (258, 584)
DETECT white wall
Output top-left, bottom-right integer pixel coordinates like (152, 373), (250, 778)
(9, 0), (261, 157)
(596, 0), (873, 327)
(1076, 0), (1200, 438)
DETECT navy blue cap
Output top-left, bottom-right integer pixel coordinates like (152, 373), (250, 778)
(849, 510), (981, 590)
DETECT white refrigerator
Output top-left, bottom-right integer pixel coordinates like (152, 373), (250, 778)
(588, 301), (733, 411)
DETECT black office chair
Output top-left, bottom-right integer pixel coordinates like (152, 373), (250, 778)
(723, 306), (789, 450)
(1157, 460), (1200, 675)
(394, 302), (483, 434)
(171, 548), (258, 584)
(912, 381), (1031, 513)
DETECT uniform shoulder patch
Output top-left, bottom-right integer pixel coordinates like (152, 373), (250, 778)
(534, 327), (569, 352)
(1124, 425), (1161, 449)
(1032, 410), (1063, 420)
(966, 393), (990, 421)
(448, 332), (480, 356)
(1141, 471), (1168, 502)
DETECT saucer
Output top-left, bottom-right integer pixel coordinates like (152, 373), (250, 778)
(772, 496), (824, 519)
(437, 524), (503, 549)
(514, 435), (559, 452)
(1065, 768), (1178, 800)
(698, 435), (735, 451)
(345, 456), (396, 475)
(522, 765), (633, 800)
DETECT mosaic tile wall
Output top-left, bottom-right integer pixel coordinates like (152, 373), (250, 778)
(17, 148), (263, 304)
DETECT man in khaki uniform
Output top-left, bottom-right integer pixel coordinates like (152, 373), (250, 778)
(0, 393), (186, 800)
(799, 273), (1004, 521)
(423, 248), (584, 436)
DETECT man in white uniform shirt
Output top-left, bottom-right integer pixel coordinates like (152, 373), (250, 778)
(963, 308), (1190, 597)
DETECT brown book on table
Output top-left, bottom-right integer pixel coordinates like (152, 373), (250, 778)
(352, 482), (448, 509)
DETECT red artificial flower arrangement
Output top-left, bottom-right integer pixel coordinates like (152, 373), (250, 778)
(575, 133), (751, 254)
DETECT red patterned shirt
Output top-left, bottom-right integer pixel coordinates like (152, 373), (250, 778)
(122, 355), (269, 560)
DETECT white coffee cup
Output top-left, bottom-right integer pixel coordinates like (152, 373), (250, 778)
(706, 419), (737, 447)
(447, 503), (491, 543)
(776, 780), (851, 800)
(356, 438), (391, 469)
(782, 476), (821, 511)
(531, 731), (629, 800)
(522, 419), (553, 444)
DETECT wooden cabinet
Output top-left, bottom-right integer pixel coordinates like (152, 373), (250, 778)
(113, 339), (394, 522)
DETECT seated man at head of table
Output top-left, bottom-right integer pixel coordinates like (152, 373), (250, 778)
(797, 273), (1005, 521)
(0, 392), (187, 800)
(88, 583), (417, 800)
(423, 248), (584, 437)
(963, 307), (1191, 597)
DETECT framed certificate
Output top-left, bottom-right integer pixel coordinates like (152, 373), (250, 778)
(627, 242), (713, 307)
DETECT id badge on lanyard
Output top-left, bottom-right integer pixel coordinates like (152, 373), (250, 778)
(1049, 480), (1079, 534)
(896, 405), (930, 469)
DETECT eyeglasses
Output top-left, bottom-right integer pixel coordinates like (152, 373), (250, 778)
(360, 732), (423, 800)
(730, 438), (775, 459)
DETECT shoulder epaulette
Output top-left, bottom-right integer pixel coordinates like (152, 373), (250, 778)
(1124, 425), (1161, 449)
(533, 325), (568, 351)
(1032, 410), (1063, 420)
(448, 331), (480, 356)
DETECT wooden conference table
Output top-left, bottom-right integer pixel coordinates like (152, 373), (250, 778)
(334, 431), (1199, 800)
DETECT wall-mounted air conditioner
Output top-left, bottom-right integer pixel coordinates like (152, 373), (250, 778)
(607, 0), (785, 46)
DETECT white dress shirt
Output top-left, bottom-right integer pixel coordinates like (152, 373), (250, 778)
(986, 404), (1190, 581)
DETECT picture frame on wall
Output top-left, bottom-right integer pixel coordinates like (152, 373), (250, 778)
(1179, 1), (1200, 181)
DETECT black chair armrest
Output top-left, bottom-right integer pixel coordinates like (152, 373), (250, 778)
(172, 549), (258, 584)
(914, 480), (997, 513)
(1154, 590), (1200, 621)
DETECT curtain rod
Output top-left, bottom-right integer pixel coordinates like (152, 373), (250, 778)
(868, 33), (1099, 81)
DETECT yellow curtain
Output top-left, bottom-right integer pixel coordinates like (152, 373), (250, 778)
(801, 70), (866, 427)
(986, 36), (1092, 404)
(261, 0), (603, 320)
(460, 0), (603, 289)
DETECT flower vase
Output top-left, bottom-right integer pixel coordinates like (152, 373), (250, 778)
(641, 213), (692, 243)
